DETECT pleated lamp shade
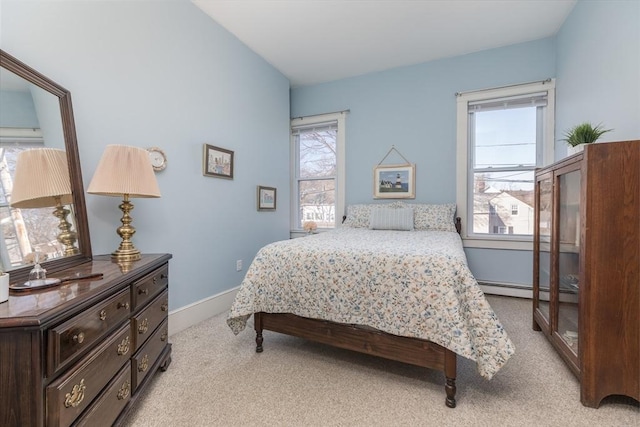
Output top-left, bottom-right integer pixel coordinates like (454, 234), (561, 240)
(11, 148), (73, 209)
(88, 145), (160, 198)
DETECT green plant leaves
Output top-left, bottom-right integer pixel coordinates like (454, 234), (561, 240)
(561, 122), (612, 147)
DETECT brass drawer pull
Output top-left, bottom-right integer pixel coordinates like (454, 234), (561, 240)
(138, 318), (149, 334)
(138, 288), (149, 295)
(153, 277), (158, 284)
(117, 336), (130, 356)
(138, 354), (149, 372)
(161, 302), (168, 312)
(161, 273), (168, 279)
(99, 310), (107, 321)
(117, 302), (130, 310)
(117, 380), (131, 400)
(161, 329), (168, 342)
(64, 378), (86, 408)
(72, 332), (85, 344)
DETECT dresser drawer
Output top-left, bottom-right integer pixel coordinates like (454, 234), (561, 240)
(132, 263), (168, 311)
(132, 289), (169, 351)
(46, 324), (131, 427)
(74, 363), (132, 427)
(48, 288), (131, 376)
(132, 318), (169, 392)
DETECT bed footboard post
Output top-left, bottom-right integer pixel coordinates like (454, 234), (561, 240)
(254, 312), (264, 353)
(444, 349), (457, 408)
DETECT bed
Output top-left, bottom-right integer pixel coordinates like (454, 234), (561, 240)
(227, 202), (515, 408)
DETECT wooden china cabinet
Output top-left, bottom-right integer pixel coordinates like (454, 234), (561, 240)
(533, 140), (639, 408)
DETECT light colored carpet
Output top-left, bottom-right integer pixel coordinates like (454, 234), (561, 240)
(122, 295), (638, 426)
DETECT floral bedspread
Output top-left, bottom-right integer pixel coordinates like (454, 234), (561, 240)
(227, 228), (515, 379)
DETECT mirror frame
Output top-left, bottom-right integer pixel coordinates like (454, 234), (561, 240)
(1, 49), (92, 284)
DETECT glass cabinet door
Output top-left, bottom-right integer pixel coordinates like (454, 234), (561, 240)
(556, 169), (581, 356)
(535, 175), (553, 328)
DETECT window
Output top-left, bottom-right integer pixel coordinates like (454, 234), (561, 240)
(291, 112), (346, 231)
(456, 80), (555, 249)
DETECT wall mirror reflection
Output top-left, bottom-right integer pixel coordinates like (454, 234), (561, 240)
(0, 50), (91, 284)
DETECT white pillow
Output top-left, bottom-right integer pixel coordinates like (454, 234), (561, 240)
(369, 208), (414, 231)
(343, 202), (408, 228)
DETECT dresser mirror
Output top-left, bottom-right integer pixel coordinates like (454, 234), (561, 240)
(0, 50), (92, 284)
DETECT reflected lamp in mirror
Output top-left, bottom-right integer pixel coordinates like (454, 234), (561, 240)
(88, 145), (160, 263)
(11, 148), (79, 258)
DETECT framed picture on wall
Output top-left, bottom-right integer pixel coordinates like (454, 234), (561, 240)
(203, 144), (234, 179)
(373, 164), (416, 199)
(257, 186), (276, 211)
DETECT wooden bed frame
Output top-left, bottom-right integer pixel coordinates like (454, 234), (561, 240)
(253, 217), (462, 408)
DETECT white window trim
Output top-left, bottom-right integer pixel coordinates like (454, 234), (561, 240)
(455, 80), (555, 250)
(290, 112), (346, 232)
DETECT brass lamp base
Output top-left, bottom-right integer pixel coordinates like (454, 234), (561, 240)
(111, 194), (141, 263)
(111, 248), (141, 263)
(53, 198), (79, 257)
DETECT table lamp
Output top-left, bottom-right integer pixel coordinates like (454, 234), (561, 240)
(87, 145), (160, 263)
(11, 147), (79, 257)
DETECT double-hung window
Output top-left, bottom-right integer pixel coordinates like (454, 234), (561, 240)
(456, 80), (555, 249)
(291, 112), (346, 231)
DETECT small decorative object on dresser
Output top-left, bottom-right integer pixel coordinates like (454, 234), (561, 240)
(0, 271), (8, 303)
(533, 140), (639, 408)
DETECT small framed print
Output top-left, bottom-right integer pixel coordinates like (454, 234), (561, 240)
(373, 164), (416, 199)
(257, 186), (276, 211)
(203, 144), (234, 179)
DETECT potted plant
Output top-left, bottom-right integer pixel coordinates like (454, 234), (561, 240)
(562, 122), (612, 153)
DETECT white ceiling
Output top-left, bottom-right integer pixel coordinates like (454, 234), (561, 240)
(193, 0), (577, 87)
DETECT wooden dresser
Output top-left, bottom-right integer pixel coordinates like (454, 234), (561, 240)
(0, 253), (172, 426)
(533, 140), (639, 407)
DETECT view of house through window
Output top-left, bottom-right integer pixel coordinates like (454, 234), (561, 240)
(292, 121), (337, 229)
(471, 104), (536, 235)
(465, 88), (552, 239)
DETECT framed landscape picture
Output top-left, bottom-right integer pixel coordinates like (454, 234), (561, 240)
(257, 185), (276, 211)
(373, 164), (415, 199)
(203, 144), (234, 179)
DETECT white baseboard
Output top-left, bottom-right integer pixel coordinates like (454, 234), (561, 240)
(478, 281), (533, 299)
(168, 286), (239, 336)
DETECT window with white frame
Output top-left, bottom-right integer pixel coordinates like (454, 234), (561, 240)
(291, 112), (346, 231)
(456, 80), (555, 249)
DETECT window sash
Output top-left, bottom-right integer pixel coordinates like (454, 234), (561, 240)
(290, 112), (345, 232)
(455, 80), (555, 250)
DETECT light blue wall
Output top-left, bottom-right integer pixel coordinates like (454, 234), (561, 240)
(292, 38), (557, 286)
(555, 0), (640, 158)
(292, 38), (556, 205)
(0, 91), (39, 128)
(292, 0), (640, 288)
(0, 0), (291, 310)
